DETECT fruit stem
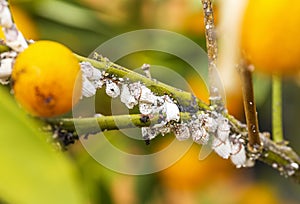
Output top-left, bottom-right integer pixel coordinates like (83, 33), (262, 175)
(272, 74), (283, 143)
(201, 0), (225, 111)
(239, 60), (262, 154)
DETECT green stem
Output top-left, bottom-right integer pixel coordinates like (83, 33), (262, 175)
(272, 74), (283, 143)
(48, 114), (300, 183)
(47, 112), (199, 133)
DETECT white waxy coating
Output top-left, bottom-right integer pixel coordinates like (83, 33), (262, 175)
(128, 82), (142, 100)
(80, 62), (102, 80)
(139, 86), (157, 104)
(213, 138), (231, 159)
(190, 124), (209, 145)
(164, 101), (180, 122)
(82, 76), (97, 97)
(0, 58), (13, 84)
(174, 124), (190, 141)
(106, 80), (120, 98)
(141, 127), (159, 140)
(217, 117), (230, 141)
(80, 62), (103, 95)
(230, 143), (246, 168)
(204, 115), (218, 133)
(0, 4), (13, 28)
(139, 103), (153, 115)
(120, 84), (138, 109)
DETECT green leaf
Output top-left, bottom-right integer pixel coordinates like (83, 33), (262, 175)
(0, 87), (86, 204)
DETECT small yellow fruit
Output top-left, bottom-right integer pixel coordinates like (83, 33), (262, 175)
(12, 41), (82, 117)
(156, 141), (236, 190)
(241, 0), (300, 74)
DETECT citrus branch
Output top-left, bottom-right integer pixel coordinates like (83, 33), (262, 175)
(48, 114), (300, 183)
(76, 54), (210, 111)
(44, 54), (300, 183)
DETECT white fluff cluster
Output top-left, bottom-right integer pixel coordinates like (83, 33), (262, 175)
(0, 0), (27, 52)
(80, 61), (250, 168)
(80, 62), (103, 97)
(0, 51), (16, 84)
(174, 112), (250, 167)
(0, 0), (28, 84)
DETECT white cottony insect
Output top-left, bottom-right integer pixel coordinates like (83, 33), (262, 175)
(174, 124), (190, 141)
(0, 2), (13, 28)
(141, 63), (151, 79)
(0, 51), (17, 85)
(120, 84), (138, 109)
(230, 142), (246, 168)
(92, 80), (103, 89)
(0, 57), (13, 84)
(128, 82), (142, 100)
(164, 100), (180, 122)
(4, 26), (27, 52)
(139, 102), (153, 115)
(212, 138), (231, 159)
(217, 117), (230, 141)
(139, 86), (157, 104)
(80, 62), (103, 95)
(152, 121), (167, 129)
(203, 115), (218, 133)
(106, 80), (120, 98)
(0, 1), (27, 52)
(141, 127), (159, 140)
(158, 126), (171, 136)
(291, 162), (299, 170)
(190, 123), (210, 145)
(80, 62), (102, 80)
(82, 76), (97, 97)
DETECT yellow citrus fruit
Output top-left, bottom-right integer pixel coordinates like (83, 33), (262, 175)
(0, 4), (38, 40)
(12, 41), (82, 117)
(241, 0), (300, 75)
(187, 74), (209, 104)
(156, 141), (236, 190)
(237, 183), (280, 204)
(183, 7), (219, 35)
(187, 74), (243, 119)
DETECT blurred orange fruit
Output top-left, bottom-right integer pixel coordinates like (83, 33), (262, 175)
(0, 4), (38, 40)
(12, 41), (82, 117)
(183, 6), (219, 35)
(187, 74), (209, 104)
(187, 73), (243, 119)
(236, 183), (280, 204)
(156, 141), (237, 190)
(225, 89), (244, 119)
(241, 0), (300, 75)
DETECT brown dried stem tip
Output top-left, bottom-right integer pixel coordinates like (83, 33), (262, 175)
(239, 60), (262, 154)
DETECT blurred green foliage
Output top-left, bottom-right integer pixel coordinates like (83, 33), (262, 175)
(0, 87), (86, 204)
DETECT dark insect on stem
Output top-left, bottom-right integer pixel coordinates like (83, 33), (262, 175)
(140, 115), (150, 123)
(51, 125), (79, 150)
(144, 139), (151, 146)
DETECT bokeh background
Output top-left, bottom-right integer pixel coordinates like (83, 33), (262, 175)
(1, 0), (300, 203)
